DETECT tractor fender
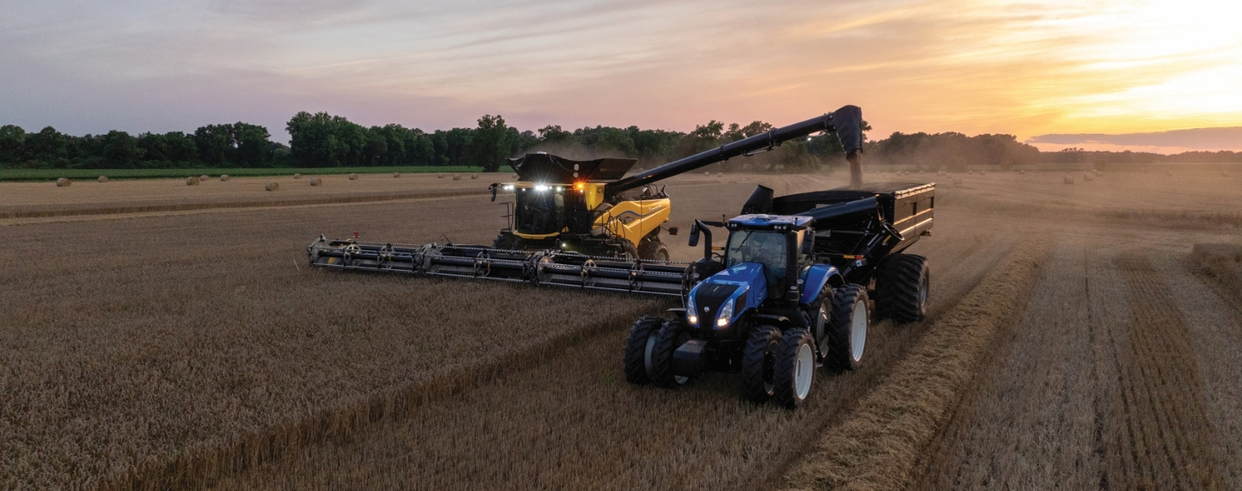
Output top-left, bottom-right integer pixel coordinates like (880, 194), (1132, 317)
(800, 264), (842, 306)
(754, 313), (793, 328)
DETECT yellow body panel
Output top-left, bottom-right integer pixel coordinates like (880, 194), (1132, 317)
(503, 181), (669, 246)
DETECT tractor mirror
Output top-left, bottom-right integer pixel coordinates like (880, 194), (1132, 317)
(688, 226), (700, 247)
(668, 226), (679, 236)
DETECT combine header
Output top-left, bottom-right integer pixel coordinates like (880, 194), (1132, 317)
(308, 105), (868, 297)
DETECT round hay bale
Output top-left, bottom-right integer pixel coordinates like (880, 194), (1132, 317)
(1083, 174), (1094, 182)
(265, 181), (280, 191)
(1167, 170), (1174, 176)
(186, 176), (200, 186)
(438, 174), (444, 179)
(97, 175), (108, 183)
(452, 174), (461, 180)
(1019, 170), (1026, 175)
(219, 174), (230, 181)
(704, 171), (710, 175)
(953, 177), (963, 185)
(717, 172), (723, 177)
(1064, 175), (1075, 184)
(1222, 171), (1229, 177)
(937, 170), (945, 176)
(56, 177), (71, 187)
(294, 173), (302, 179)
(348, 173), (358, 180)
(200, 174), (209, 181)
(393, 172), (401, 178)
(471, 174), (478, 179)
(310, 177), (322, 186)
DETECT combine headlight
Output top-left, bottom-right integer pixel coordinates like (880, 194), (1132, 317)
(716, 298), (734, 329)
(685, 295), (698, 325)
(534, 184), (551, 192)
(502, 184), (515, 191)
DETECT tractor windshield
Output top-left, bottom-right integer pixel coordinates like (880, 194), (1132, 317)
(726, 230), (787, 287)
(515, 188), (564, 235)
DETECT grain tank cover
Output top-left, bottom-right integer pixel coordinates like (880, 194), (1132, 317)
(506, 153), (638, 183)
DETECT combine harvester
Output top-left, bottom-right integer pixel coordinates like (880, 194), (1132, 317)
(308, 105), (872, 296)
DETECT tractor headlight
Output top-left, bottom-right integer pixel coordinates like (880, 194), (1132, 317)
(716, 298), (734, 328)
(685, 295), (698, 325)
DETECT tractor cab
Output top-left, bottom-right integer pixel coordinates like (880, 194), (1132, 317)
(721, 214), (814, 303)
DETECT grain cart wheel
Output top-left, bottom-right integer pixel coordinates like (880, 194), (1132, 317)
(827, 285), (869, 371)
(624, 315), (664, 384)
(741, 325), (782, 402)
(875, 254), (928, 323)
(774, 329), (817, 409)
(649, 319), (691, 387)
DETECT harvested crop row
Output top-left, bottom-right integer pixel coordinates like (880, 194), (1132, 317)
(1105, 253), (1221, 489)
(1191, 243), (1242, 303)
(780, 239), (1050, 491)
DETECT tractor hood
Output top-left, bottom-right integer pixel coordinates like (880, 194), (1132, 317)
(506, 153), (638, 183)
(688, 263), (769, 329)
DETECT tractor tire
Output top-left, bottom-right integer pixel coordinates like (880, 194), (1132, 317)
(649, 319), (690, 388)
(876, 254), (929, 323)
(624, 315), (664, 384)
(741, 325), (782, 402)
(639, 237), (670, 261)
(827, 284), (869, 371)
(773, 328), (817, 409)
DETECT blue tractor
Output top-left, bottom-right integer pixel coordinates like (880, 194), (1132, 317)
(624, 182), (935, 408)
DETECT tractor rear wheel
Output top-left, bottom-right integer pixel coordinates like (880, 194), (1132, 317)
(875, 254), (929, 323)
(624, 315), (664, 384)
(827, 284), (869, 371)
(649, 319), (690, 387)
(774, 329), (816, 409)
(639, 237), (670, 261)
(741, 325), (782, 402)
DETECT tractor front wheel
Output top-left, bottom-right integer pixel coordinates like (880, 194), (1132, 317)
(649, 319), (690, 387)
(774, 329), (817, 409)
(741, 325), (782, 402)
(624, 315), (664, 384)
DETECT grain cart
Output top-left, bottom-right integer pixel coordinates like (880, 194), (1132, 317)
(307, 106), (867, 297)
(624, 181), (934, 409)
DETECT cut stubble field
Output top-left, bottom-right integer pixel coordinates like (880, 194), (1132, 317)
(2, 168), (1241, 490)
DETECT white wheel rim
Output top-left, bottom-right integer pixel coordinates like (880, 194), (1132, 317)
(851, 299), (867, 362)
(795, 343), (814, 399)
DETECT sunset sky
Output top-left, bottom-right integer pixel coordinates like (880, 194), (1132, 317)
(3, 0), (1240, 152)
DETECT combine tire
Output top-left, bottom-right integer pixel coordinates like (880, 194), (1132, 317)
(649, 319), (690, 387)
(639, 237), (670, 261)
(827, 285), (868, 371)
(624, 315), (664, 384)
(774, 329), (816, 409)
(876, 254), (929, 323)
(741, 325), (782, 402)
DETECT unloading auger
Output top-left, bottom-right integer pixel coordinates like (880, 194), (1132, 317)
(307, 106), (867, 297)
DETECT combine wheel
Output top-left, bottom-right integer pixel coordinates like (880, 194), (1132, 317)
(773, 329), (816, 409)
(876, 254), (929, 323)
(741, 325), (782, 402)
(827, 285), (869, 371)
(638, 237), (670, 261)
(649, 319), (690, 387)
(624, 316), (664, 384)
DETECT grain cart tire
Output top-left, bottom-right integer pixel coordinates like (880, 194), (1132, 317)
(741, 325), (782, 402)
(624, 315), (665, 384)
(649, 319), (690, 387)
(639, 238), (670, 261)
(876, 254), (928, 323)
(827, 285), (868, 371)
(774, 329), (816, 409)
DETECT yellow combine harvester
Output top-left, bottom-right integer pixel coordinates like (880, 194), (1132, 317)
(490, 153), (675, 260)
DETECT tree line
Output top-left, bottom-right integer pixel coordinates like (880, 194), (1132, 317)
(2, 114), (1237, 172)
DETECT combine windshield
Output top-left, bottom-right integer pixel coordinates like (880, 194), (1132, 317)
(515, 188), (564, 235)
(726, 230), (787, 283)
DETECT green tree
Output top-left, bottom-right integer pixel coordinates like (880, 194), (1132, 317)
(26, 126), (68, 167)
(469, 114), (511, 172)
(0, 124), (27, 165)
(101, 130), (143, 167)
